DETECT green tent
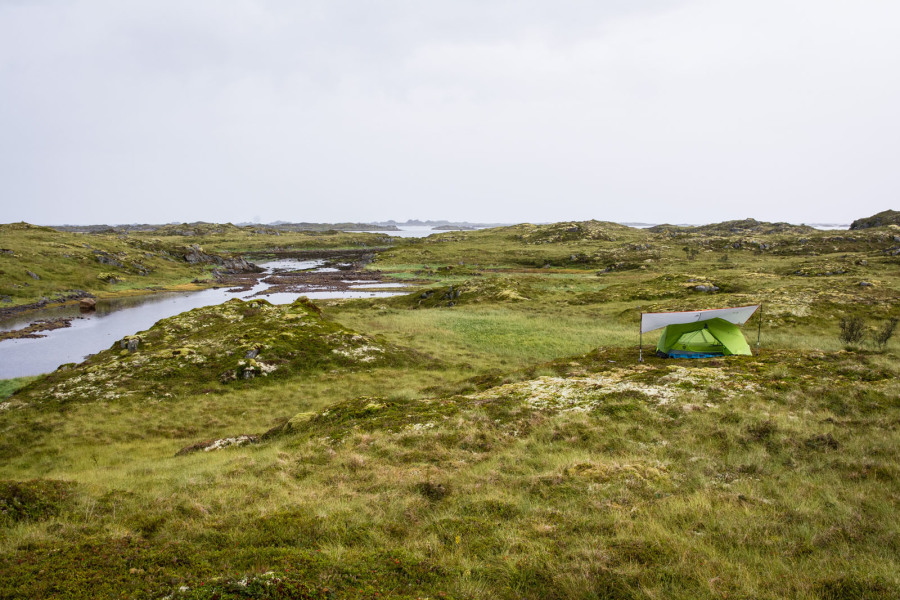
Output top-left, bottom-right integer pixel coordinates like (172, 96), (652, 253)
(655, 317), (752, 358)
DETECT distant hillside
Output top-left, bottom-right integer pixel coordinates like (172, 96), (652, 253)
(375, 219), (509, 228)
(850, 209), (900, 230)
(648, 218), (816, 235)
(51, 222), (282, 236)
(0, 222), (255, 310)
(270, 222), (401, 232)
(48, 220), (511, 234)
(511, 220), (637, 244)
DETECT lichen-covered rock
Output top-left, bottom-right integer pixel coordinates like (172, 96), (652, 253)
(120, 335), (141, 352)
(97, 272), (122, 283)
(93, 251), (124, 268)
(180, 244), (261, 273)
(175, 435), (259, 456)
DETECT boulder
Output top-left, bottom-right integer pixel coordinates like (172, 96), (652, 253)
(120, 336), (140, 352)
(175, 435), (259, 457)
(79, 298), (97, 311)
(92, 250), (125, 268)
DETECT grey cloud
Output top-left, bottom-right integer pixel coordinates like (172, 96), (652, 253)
(0, 0), (898, 225)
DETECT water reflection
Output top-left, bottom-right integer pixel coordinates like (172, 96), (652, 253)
(0, 259), (407, 378)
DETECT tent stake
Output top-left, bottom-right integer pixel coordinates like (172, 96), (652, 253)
(756, 303), (763, 355)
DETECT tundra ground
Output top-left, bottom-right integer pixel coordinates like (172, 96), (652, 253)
(1, 218), (898, 599)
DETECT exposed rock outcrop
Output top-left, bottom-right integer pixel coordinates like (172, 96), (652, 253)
(175, 435), (259, 456)
(180, 244), (261, 274)
(849, 210), (900, 230)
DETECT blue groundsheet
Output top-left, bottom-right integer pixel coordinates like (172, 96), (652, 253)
(665, 351), (724, 359)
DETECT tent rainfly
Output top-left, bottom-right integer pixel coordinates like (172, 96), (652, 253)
(640, 305), (761, 360)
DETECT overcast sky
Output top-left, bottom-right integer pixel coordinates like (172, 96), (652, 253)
(1, 1), (898, 226)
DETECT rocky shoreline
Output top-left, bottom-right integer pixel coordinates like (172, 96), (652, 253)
(0, 290), (94, 322)
(0, 317), (78, 341)
(219, 249), (413, 296)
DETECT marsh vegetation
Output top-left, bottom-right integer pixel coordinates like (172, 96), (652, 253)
(1, 216), (898, 599)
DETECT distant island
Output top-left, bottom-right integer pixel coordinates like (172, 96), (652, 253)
(44, 218), (854, 234)
(47, 219), (511, 234)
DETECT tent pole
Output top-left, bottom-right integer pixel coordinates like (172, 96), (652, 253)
(756, 303), (763, 355)
(639, 308), (643, 362)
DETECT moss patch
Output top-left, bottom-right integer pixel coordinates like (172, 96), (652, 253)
(0, 479), (75, 524)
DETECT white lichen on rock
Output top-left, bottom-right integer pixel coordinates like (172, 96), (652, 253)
(203, 435), (257, 452)
(332, 344), (385, 362)
(467, 366), (758, 413)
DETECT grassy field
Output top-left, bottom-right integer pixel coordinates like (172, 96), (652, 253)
(1, 217), (898, 599)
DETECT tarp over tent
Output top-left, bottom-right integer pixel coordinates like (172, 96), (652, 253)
(641, 305), (760, 359)
(641, 305), (760, 334)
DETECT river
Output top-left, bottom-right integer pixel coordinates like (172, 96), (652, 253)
(0, 258), (408, 379)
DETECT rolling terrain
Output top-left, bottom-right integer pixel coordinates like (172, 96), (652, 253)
(1, 214), (898, 599)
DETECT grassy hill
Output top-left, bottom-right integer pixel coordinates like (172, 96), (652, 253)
(849, 209), (900, 230)
(1, 216), (899, 599)
(0, 223), (254, 310)
(8, 297), (427, 413)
